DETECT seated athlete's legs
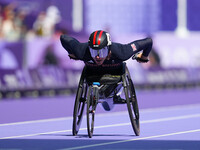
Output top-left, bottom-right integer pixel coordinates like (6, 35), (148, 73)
(101, 97), (114, 111)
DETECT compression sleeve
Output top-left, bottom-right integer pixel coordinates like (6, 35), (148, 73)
(110, 43), (134, 61)
(60, 34), (88, 59)
(110, 37), (152, 61)
(130, 37), (153, 57)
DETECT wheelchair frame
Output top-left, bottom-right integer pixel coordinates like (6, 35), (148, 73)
(72, 63), (140, 138)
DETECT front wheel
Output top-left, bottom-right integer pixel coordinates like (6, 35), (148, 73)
(86, 86), (98, 138)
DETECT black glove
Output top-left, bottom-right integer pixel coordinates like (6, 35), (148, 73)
(132, 54), (149, 63)
(68, 54), (79, 60)
(135, 57), (149, 63)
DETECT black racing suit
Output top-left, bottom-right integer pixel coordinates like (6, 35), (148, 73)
(60, 34), (153, 110)
(60, 34), (152, 73)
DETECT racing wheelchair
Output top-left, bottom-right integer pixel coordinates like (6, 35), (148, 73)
(72, 62), (140, 138)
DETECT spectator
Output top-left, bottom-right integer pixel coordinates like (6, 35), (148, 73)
(0, 4), (20, 41)
(33, 11), (46, 36)
(14, 9), (28, 40)
(43, 44), (58, 65)
(33, 5), (61, 37)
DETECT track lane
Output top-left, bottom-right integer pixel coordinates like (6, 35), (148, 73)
(0, 104), (200, 141)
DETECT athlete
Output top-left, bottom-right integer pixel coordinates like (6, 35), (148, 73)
(60, 30), (152, 110)
(61, 30), (152, 65)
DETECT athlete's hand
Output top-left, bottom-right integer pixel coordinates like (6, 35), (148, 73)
(68, 54), (78, 60)
(135, 53), (149, 63)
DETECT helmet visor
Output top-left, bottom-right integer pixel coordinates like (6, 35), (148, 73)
(89, 47), (109, 58)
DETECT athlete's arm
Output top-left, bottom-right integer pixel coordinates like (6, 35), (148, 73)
(110, 38), (153, 61)
(60, 34), (88, 60)
(131, 38), (153, 57)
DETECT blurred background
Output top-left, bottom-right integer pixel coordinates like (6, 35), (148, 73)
(0, 0), (200, 122)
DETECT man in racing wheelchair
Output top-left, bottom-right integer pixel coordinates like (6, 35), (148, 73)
(60, 30), (152, 107)
(60, 30), (152, 137)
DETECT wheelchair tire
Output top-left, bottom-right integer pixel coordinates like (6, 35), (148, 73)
(86, 86), (98, 138)
(72, 70), (87, 136)
(123, 67), (140, 136)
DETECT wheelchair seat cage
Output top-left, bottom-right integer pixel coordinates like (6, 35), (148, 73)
(72, 63), (140, 138)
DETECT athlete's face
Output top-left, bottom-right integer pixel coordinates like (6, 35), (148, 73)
(93, 55), (106, 65)
(89, 47), (109, 66)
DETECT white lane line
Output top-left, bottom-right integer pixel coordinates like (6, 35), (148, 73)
(0, 117), (73, 127)
(1, 103), (200, 127)
(0, 113), (200, 139)
(0, 129), (72, 140)
(63, 129), (200, 150)
(141, 113), (200, 124)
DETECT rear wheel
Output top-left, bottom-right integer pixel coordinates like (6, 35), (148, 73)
(123, 67), (140, 136)
(72, 70), (87, 136)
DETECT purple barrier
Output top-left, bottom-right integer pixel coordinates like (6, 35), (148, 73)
(0, 66), (200, 99)
(1, 67), (200, 90)
(139, 68), (200, 84)
(0, 41), (24, 69)
(0, 67), (81, 91)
